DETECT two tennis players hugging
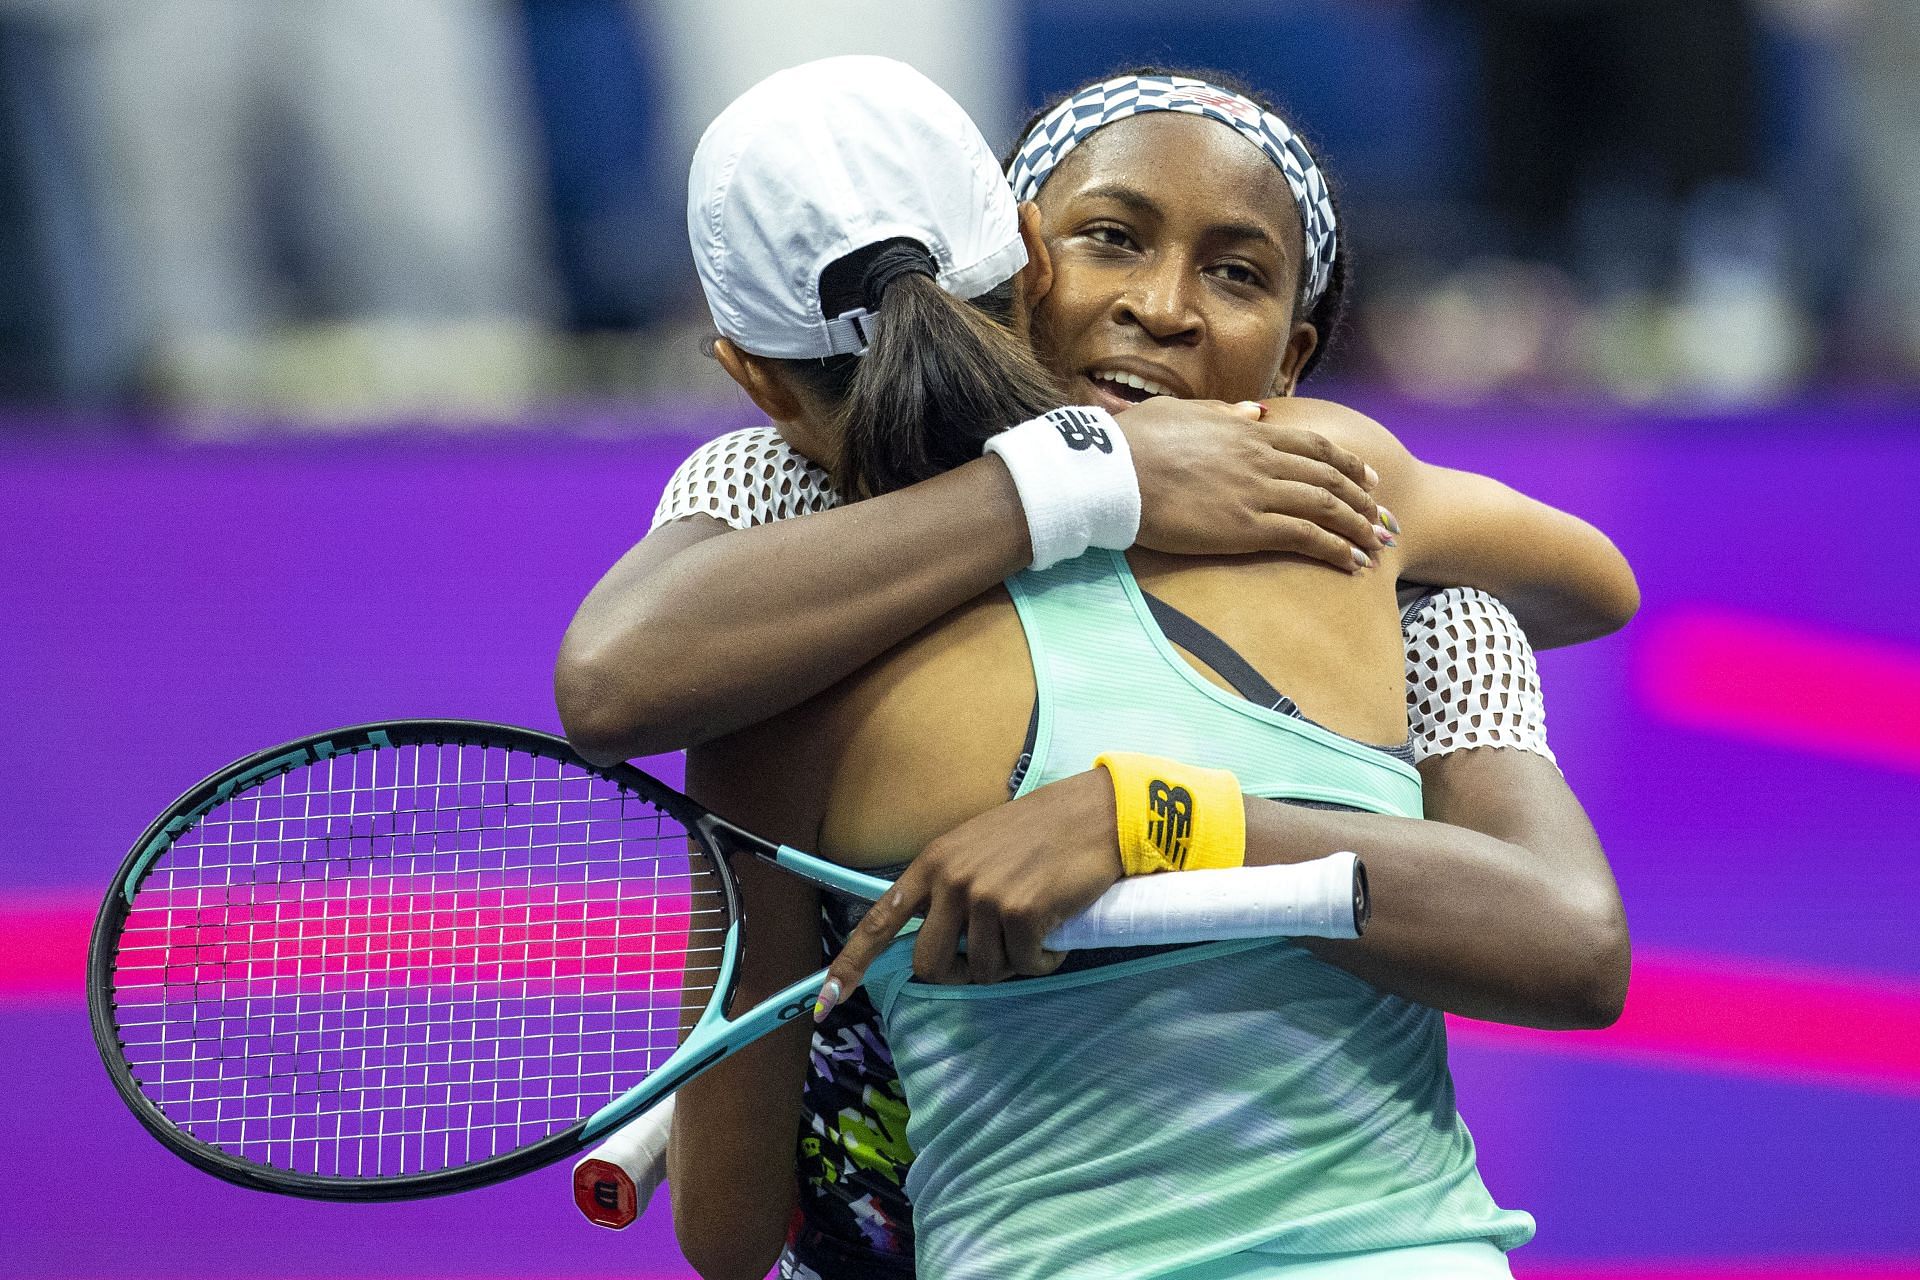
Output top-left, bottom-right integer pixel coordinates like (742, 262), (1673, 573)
(557, 54), (1636, 1280)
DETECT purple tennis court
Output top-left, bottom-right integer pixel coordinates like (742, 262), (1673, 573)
(5, 397), (1917, 1277)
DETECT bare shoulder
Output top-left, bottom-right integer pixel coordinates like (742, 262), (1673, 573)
(1262, 397), (1419, 488)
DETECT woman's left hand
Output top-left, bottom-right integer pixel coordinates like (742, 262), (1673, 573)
(816, 769), (1124, 1011)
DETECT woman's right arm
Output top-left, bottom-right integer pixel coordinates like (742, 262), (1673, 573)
(667, 730), (833, 1280)
(558, 451), (1029, 764)
(556, 401), (1387, 764)
(816, 589), (1626, 1029)
(666, 855), (819, 1280)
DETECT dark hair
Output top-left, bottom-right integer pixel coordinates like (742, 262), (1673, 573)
(1005, 65), (1351, 385)
(780, 238), (1062, 500)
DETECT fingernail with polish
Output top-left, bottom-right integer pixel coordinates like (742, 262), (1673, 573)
(1350, 545), (1372, 570)
(814, 978), (842, 1023)
(1375, 524), (1397, 548)
(1378, 505), (1400, 535)
(1364, 465), (1381, 489)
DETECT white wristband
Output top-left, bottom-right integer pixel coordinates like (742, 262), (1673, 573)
(983, 407), (1139, 571)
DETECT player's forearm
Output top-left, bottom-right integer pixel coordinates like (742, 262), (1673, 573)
(1402, 476), (1639, 651)
(558, 457), (1028, 762)
(664, 833), (824, 1279)
(1244, 796), (1629, 1029)
(1287, 400), (1637, 650)
(668, 1023), (810, 1280)
(1430, 512), (1639, 651)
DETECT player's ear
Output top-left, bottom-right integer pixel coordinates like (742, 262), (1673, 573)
(1014, 201), (1053, 312)
(1271, 321), (1318, 397)
(713, 339), (806, 424)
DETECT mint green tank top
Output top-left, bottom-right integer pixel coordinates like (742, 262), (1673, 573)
(867, 551), (1534, 1279)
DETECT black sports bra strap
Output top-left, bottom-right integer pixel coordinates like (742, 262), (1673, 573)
(1007, 588), (1414, 797)
(1008, 698), (1040, 794)
(1141, 591), (1416, 766)
(1139, 591), (1300, 715)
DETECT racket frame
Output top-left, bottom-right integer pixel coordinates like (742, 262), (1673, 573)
(88, 719), (882, 1201)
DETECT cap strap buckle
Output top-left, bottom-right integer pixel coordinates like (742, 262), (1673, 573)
(823, 308), (878, 356)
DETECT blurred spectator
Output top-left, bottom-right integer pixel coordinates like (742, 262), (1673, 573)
(640, 0), (1018, 181)
(1372, 0), (1805, 403)
(1843, 0), (1920, 376)
(528, 0), (1022, 408)
(0, 5), (131, 407)
(1, 0), (1909, 416)
(4, 0), (559, 418)
(522, 0), (683, 333)
(1464, 0), (1761, 282)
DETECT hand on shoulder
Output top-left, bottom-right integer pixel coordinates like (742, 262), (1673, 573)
(1118, 395), (1390, 570)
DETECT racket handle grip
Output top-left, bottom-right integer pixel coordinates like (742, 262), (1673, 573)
(571, 1097), (675, 1230)
(1044, 852), (1368, 951)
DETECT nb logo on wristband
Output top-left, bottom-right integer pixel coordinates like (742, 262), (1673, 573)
(1049, 407), (1113, 454)
(1145, 779), (1195, 869)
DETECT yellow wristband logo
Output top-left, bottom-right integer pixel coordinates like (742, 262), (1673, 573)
(1145, 779), (1195, 869)
(1097, 752), (1244, 877)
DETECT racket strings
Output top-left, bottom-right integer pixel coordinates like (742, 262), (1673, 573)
(110, 740), (728, 1182)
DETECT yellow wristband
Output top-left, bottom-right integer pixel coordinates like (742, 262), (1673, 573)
(1093, 752), (1246, 876)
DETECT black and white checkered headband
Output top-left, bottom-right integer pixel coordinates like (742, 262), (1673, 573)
(1007, 74), (1338, 307)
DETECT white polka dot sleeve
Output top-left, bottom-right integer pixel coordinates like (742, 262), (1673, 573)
(1401, 587), (1558, 767)
(650, 427), (841, 531)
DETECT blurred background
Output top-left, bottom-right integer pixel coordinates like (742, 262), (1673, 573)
(3, 2), (1917, 1279)
(1, 0), (1917, 419)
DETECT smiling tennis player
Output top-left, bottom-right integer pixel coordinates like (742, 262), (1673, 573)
(561, 56), (1632, 1280)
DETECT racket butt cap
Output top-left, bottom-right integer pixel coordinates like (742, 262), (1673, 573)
(1353, 858), (1370, 935)
(573, 1158), (637, 1229)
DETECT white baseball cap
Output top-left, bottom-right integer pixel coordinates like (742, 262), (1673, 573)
(688, 55), (1028, 360)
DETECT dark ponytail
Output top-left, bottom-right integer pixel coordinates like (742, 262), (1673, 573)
(781, 238), (1063, 500)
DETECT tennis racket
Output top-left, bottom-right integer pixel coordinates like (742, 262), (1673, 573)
(91, 719), (1369, 1202)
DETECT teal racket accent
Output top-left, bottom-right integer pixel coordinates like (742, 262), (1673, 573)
(772, 845), (899, 899)
(580, 849), (920, 1145)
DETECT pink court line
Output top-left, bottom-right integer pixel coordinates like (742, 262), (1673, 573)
(1447, 949), (1920, 1096)
(13, 896), (1920, 1095)
(42, 1267), (1920, 1280)
(63, 1274), (1920, 1280)
(75, 1275), (1920, 1280)
(0, 894), (94, 1004)
(27, 1263), (1920, 1280)
(110, 885), (693, 995)
(1635, 607), (1920, 776)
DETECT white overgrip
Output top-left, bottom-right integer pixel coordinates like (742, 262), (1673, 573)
(1043, 853), (1362, 950)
